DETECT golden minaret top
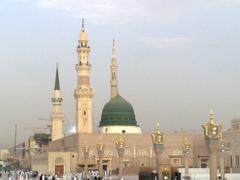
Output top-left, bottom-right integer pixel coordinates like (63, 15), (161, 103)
(209, 108), (215, 125)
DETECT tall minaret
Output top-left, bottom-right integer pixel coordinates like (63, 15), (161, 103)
(74, 19), (93, 133)
(51, 65), (64, 141)
(110, 40), (119, 98)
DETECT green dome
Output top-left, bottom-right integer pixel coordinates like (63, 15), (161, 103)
(100, 95), (138, 126)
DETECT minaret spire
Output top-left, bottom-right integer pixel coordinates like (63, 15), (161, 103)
(112, 39), (116, 59)
(82, 18), (84, 29)
(54, 64), (60, 90)
(51, 64), (64, 141)
(111, 39), (119, 98)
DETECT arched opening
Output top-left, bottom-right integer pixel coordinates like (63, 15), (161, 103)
(55, 157), (64, 176)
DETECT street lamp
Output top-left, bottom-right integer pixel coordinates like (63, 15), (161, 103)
(219, 134), (227, 180)
(183, 138), (191, 180)
(152, 122), (164, 180)
(116, 136), (125, 179)
(202, 109), (222, 180)
(83, 145), (89, 179)
(96, 142), (104, 177)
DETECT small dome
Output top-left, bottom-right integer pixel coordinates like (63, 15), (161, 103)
(100, 95), (138, 126)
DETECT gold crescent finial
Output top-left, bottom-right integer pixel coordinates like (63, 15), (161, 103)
(209, 108), (215, 124)
(156, 122), (161, 134)
(152, 122), (163, 144)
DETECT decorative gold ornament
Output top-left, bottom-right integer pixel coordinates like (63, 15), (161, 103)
(219, 133), (227, 153)
(183, 137), (191, 155)
(152, 122), (164, 144)
(116, 136), (125, 149)
(96, 137), (105, 156)
(202, 109), (222, 139)
(96, 143), (104, 151)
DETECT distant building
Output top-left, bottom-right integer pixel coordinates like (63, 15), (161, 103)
(0, 149), (10, 161)
(223, 119), (240, 173)
(7, 133), (50, 169)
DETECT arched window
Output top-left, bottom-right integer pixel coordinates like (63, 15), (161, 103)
(55, 157), (64, 165)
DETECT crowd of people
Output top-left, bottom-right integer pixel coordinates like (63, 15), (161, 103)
(0, 169), (108, 180)
(1, 170), (39, 180)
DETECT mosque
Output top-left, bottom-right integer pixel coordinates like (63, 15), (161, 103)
(31, 21), (216, 177)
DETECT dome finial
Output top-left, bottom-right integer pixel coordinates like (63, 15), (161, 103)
(210, 108), (213, 114)
(210, 108), (215, 124)
(152, 122), (163, 144)
(156, 122), (161, 133)
(157, 122), (160, 127)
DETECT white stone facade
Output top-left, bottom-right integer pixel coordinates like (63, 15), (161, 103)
(30, 132), (210, 176)
(223, 119), (240, 173)
(75, 21), (93, 134)
(51, 85), (64, 141)
(99, 125), (142, 134)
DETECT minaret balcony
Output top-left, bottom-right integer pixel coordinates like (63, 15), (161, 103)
(51, 97), (63, 104)
(76, 64), (91, 71)
(74, 87), (93, 98)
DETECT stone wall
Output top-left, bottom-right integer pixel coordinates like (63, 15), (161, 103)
(46, 131), (208, 175)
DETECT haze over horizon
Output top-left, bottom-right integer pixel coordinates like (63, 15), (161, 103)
(1, 0), (240, 148)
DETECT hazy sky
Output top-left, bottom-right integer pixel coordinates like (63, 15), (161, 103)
(1, 0), (240, 148)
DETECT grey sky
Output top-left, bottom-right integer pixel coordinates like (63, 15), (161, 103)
(1, 0), (240, 148)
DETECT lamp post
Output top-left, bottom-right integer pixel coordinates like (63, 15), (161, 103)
(202, 109), (222, 180)
(183, 138), (191, 180)
(152, 122), (164, 180)
(96, 143), (104, 177)
(116, 136), (125, 179)
(83, 145), (89, 179)
(219, 134), (227, 180)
